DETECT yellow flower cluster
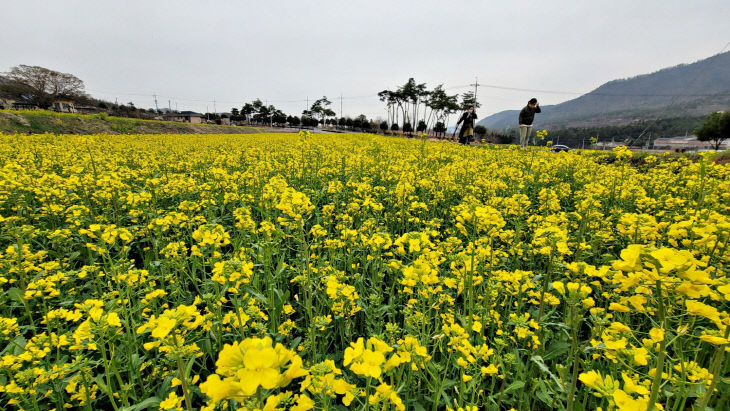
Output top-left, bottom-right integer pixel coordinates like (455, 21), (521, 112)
(199, 337), (307, 402)
(136, 300), (206, 356)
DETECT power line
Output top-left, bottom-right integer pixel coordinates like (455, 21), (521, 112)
(470, 77), (481, 107)
(87, 81), (730, 110)
(472, 83), (730, 97)
(86, 47), (730, 113)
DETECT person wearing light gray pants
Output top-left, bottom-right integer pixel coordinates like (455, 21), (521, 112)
(518, 98), (541, 148)
(519, 125), (533, 148)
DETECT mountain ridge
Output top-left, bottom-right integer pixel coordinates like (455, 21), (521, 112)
(478, 51), (730, 130)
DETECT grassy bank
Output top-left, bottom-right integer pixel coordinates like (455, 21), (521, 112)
(0, 109), (262, 134)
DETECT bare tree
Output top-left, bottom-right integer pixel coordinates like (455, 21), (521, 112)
(4, 65), (86, 108)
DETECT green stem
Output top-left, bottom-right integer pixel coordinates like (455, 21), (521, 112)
(177, 355), (194, 411)
(431, 351), (452, 411)
(647, 280), (667, 411)
(363, 377), (371, 411)
(106, 344), (129, 407)
(537, 253), (555, 331)
(80, 365), (93, 411)
(99, 342), (120, 411)
(695, 326), (730, 410)
(566, 304), (584, 411)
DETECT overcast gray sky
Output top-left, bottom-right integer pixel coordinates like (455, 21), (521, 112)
(2, 1), (729, 123)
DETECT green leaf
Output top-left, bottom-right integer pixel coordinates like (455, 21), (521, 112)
(7, 336), (26, 355)
(6, 287), (24, 304)
(536, 379), (554, 406)
(93, 375), (111, 398)
(442, 379), (457, 389)
(503, 381), (525, 395)
(530, 355), (566, 392)
(244, 287), (267, 304)
(130, 353), (142, 371)
(185, 356), (196, 380)
(119, 396), (161, 411)
(543, 340), (571, 361)
(531, 355), (551, 374)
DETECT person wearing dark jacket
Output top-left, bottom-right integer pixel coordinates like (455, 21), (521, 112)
(456, 106), (478, 144)
(518, 98), (541, 148)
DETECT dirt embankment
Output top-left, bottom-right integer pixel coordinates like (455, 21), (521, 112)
(0, 110), (264, 135)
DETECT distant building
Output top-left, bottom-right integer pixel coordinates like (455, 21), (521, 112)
(75, 105), (102, 114)
(164, 111), (204, 123)
(596, 141), (623, 150)
(11, 98), (39, 110)
(0, 98), (14, 110)
(51, 99), (76, 113)
(653, 136), (727, 151)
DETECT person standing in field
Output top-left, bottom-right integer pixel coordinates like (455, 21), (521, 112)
(456, 106), (478, 144)
(518, 98), (541, 148)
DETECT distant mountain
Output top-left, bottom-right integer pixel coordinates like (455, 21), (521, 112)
(478, 51), (730, 130)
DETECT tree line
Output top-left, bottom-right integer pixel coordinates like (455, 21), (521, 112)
(1, 65), (476, 135)
(3, 64), (726, 147)
(378, 78), (481, 136)
(228, 96), (379, 131)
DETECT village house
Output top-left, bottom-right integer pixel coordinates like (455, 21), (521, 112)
(11, 98), (39, 110)
(0, 97), (14, 110)
(163, 111), (204, 123)
(653, 135), (727, 151)
(74, 105), (102, 114)
(51, 99), (76, 113)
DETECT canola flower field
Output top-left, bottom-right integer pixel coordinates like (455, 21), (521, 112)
(0, 131), (729, 411)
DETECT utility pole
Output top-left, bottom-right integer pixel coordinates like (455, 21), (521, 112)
(153, 93), (159, 112)
(470, 76), (481, 107)
(340, 93), (343, 119)
(168, 100), (171, 111)
(213, 97), (216, 115)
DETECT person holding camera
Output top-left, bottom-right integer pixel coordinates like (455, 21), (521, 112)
(455, 106), (478, 145)
(518, 98), (541, 148)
